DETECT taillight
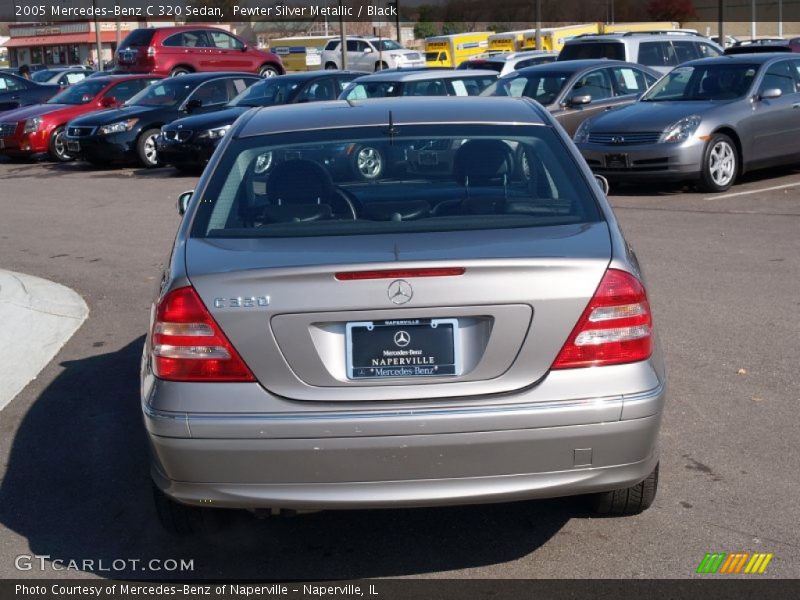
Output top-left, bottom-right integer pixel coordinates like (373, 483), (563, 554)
(147, 46), (156, 57)
(551, 269), (653, 369)
(151, 286), (255, 382)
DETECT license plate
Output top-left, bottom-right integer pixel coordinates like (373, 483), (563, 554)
(346, 319), (460, 380)
(605, 153), (629, 169)
(67, 141), (80, 153)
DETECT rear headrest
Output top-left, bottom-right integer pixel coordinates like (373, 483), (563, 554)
(266, 159), (335, 206)
(453, 139), (515, 186)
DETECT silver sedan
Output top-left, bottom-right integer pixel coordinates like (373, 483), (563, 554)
(574, 52), (800, 192)
(142, 97), (665, 534)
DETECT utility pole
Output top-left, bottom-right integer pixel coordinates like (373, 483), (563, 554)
(92, 0), (103, 70)
(718, 0), (725, 47)
(750, 0), (756, 40)
(339, 0), (347, 69)
(395, 0), (401, 43)
(778, 0), (783, 38)
(534, 0), (541, 51)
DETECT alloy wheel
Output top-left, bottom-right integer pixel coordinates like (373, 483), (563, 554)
(708, 140), (735, 187)
(355, 147), (383, 179)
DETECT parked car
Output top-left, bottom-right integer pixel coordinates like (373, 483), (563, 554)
(158, 71), (365, 172)
(0, 74), (161, 162)
(0, 72), (60, 116)
(710, 34), (740, 48)
(114, 26), (284, 78)
(143, 96), (665, 534)
(574, 53), (800, 192)
(559, 31), (723, 74)
(457, 50), (558, 75)
(65, 72), (260, 167)
(732, 37), (786, 47)
(322, 37), (425, 71)
(483, 60), (660, 135)
(340, 69), (498, 100)
(31, 68), (91, 86)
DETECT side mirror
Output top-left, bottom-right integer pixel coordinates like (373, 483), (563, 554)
(177, 190), (193, 216)
(594, 174), (610, 195)
(568, 94), (592, 106)
(100, 96), (117, 107)
(759, 88), (782, 100)
(184, 98), (202, 113)
(241, 44), (248, 52)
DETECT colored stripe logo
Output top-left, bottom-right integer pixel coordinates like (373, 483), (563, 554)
(697, 552), (773, 574)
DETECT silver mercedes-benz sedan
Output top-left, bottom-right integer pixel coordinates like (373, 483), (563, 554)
(574, 52), (800, 192)
(141, 97), (665, 534)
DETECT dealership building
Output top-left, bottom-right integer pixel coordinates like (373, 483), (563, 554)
(2, 20), (149, 68)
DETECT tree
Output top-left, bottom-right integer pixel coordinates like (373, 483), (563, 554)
(414, 4), (440, 40)
(647, 0), (697, 22)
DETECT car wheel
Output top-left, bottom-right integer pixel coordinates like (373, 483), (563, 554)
(259, 64), (280, 78)
(589, 462), (659, 516)
(699, 134), (738, 193)
(137, 129), (161, 168)
(152, 482), (225, 535)
(352, 145), (384, 180)
(325, 62), (338, 70)
(375, 61), (389, 71)
(169, 66), (191, 77)
(48, 126), (73, 162)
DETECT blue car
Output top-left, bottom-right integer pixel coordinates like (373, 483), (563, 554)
(0, 72), (60, 117)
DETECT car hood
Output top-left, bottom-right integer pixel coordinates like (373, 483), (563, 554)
(166, 107), (248, 131)
(0, 103), (67, 123)
(587, 101), (728, 132)
(69, 104), (170, 126)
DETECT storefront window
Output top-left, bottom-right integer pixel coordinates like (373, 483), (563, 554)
(30, 47), (43, 65)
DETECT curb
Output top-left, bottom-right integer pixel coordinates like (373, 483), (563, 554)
(0, 270), (89, 411)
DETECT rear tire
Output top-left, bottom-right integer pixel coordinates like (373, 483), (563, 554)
(137, 129), (161, 168)
(48, 126), (73, 162)
(375, 61), (389, 71)
(169, 66), (192, 77)
(259, 64), (280, 78)
(589, 462), (659, 516)
(698, 133), (738, 193)
(152, 482), (224, 535)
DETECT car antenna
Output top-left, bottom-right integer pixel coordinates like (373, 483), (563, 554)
(385, 110), (398, 145)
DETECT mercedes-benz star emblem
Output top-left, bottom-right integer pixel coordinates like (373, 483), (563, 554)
(387, 279), (413, 305)
(393, 330), (411, 347)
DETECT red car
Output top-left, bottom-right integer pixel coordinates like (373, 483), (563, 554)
(0, 74), (161, 162)
(114, 26), (284, 78)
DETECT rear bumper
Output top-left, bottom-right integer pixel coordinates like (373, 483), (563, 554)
(144, 370), (665, 510)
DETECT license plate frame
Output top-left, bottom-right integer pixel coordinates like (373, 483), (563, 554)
(605, 153), (629, 169)
(67, 140), (80, 153)
(345, 318), (460, 380)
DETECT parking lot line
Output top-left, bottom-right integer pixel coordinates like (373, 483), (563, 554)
(704, 182), (799, 201)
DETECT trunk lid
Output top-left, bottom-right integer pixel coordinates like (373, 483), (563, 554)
(186, 223), (611, 402)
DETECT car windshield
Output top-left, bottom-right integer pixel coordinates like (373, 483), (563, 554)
(229, 78), (301, 107)
(47, 79), (106, 104)
(373, 40), (403, 51)
(190, 125), (602, 239)
(31, 70), (59, 82)
(642, 64), (757, 101)
(125, 78), (194, 107)
(483, 72), (570, 105)
(559, 42), (625, 61)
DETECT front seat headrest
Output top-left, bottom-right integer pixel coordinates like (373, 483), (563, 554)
(453, 139), (515, 186)
(266, 159), (335, 206)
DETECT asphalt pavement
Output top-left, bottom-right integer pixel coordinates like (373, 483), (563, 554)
(0, 157), (798, 579)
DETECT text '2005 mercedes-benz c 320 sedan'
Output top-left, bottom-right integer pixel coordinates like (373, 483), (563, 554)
(141, 97), (666, 534)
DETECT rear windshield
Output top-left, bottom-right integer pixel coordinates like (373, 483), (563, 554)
(120, 29), (156, 48)
(559, 42), (625, 61)
(190, 125), (602, 239)
(31, 69), (59, 82)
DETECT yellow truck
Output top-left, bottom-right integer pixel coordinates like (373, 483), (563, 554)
(601, 22), (680, 34)
(268, 36), (335, 71)
(425, 32), (494, 67)
(488, 30), (534, 53)
(521, 23), (600, 52)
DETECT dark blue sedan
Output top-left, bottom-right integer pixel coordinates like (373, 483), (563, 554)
(0, 72), (60, 117)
